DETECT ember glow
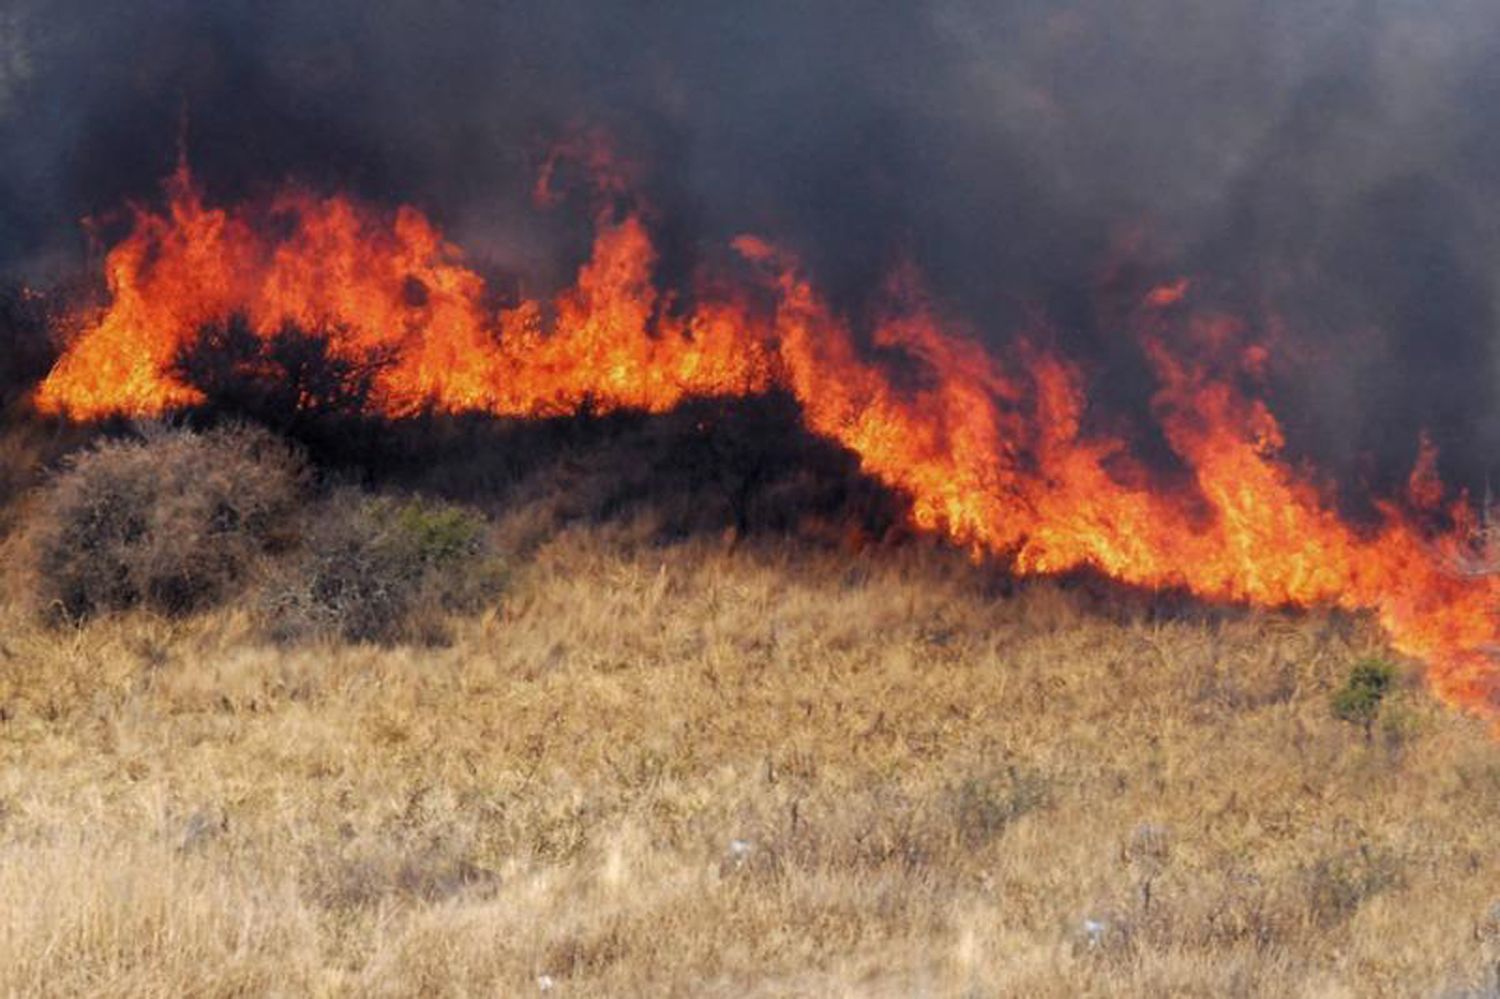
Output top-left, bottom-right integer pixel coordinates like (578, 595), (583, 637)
(34, 167), (1500, 717)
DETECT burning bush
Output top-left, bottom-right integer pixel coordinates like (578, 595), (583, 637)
(260, 491), (503, 645)
(26, 424), (308, 621)
(174, 316), (394, 465)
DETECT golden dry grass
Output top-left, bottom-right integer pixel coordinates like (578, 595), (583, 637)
(3, 513), (1500, 996)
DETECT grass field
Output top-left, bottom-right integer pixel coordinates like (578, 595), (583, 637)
(2, 419), (1500, 996)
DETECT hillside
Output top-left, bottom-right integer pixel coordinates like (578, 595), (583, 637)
(3, 435), (1500, 995)
(12, 2), (1500, 994)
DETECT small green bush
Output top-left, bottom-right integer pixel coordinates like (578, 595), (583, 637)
(1332, 658), (1397, 742)
(28, 424), (307, 620)
(262, 491), (503, 645)
(389, 500), (488, 565)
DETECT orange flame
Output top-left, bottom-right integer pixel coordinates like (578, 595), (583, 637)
(33, 167), (1500, 717)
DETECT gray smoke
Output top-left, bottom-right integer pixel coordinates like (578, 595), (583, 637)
(2, 0), (1498, 496)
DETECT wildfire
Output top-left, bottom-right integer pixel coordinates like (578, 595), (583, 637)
(32, 164), (1500, 717)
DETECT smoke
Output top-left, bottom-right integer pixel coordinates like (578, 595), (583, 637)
(3, 0), (1499, 492)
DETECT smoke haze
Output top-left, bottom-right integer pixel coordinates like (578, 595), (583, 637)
(3, 0), (1499, 492)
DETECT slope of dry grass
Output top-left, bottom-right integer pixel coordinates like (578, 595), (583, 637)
(3, 507), (1500, 997)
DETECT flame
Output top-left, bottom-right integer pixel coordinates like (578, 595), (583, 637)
(33, 166), (1500, 717)
(37, 166), (773, 420)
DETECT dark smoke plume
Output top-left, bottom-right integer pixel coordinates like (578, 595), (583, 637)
(2, 0), (1498, 494)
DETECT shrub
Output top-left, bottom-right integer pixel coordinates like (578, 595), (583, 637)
(174, 316), (394, 466)
(1331, 658), (1397, 742)
(27, 424), (308, 620)
(176, 316), (390, 419)
(261, 491), (503, 645)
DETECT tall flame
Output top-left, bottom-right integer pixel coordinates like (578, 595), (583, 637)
(33, 166), (1500, 717)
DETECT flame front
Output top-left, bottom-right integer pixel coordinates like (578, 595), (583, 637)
(34, 168), (1500, 716)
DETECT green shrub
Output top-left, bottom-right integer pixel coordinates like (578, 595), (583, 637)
(261, 491), (503, 645)
(1332, 658), (1397, 742)
(27, 424), (308, 620)
(389, 500), (488, 565)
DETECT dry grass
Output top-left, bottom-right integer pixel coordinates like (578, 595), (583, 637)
(3, 509), (1500, 996)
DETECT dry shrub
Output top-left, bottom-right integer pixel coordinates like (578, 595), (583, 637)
(261, 491), (503, 645)
(26, 423), (308, 621)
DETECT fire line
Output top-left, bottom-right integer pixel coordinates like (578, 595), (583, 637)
(34, 166), (1500, 719)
